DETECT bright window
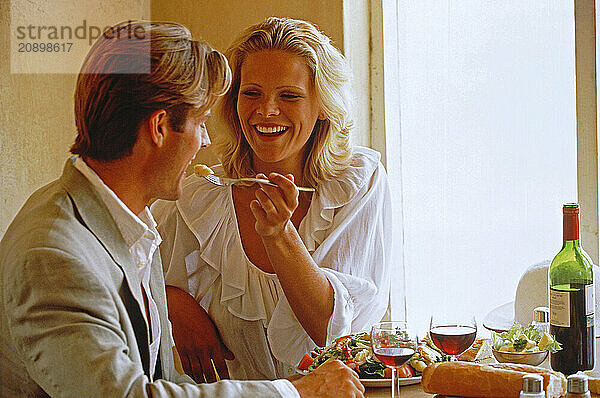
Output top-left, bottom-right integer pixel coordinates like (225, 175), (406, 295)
(384, 1), (578, 333)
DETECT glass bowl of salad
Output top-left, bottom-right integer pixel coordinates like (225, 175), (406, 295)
(491, 322), (561, 366)
(492, 349), (548, 366)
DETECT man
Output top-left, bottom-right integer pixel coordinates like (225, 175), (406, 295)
(0, 20), (364, 397)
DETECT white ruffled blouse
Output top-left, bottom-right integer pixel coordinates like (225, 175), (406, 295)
(151, 146), (392, 380)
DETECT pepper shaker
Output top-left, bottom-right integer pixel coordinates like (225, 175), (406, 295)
(565, 373), (591, 398)
(520, 374), (545, 398)
(532, 306), (549, 335)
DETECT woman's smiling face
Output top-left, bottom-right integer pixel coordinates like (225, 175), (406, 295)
(236, 49), (324, 171)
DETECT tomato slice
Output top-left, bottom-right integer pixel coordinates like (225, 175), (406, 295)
(396, 364), (416, 378)
(344, 360), (360, 373)
(298, 353), (314, 371)
(383, 367), (392, 378)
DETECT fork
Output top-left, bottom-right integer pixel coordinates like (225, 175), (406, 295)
(204, 174), (315, 192)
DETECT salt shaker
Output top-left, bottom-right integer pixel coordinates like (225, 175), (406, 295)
(520, 374), (545, 398)
(532, 306), (549, 335)
(565, 373), (591, 398)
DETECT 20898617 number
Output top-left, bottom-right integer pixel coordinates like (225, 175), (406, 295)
(18, 42), (73, 52)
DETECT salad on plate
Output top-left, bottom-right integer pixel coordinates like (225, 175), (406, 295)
(297, 331), (449, 380)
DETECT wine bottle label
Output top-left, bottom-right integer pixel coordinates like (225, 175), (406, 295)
(586, 284), (595, 328)
(550, 288), (570, 327)
(585, 283), (594, 315)
(550, 284), (594, 328)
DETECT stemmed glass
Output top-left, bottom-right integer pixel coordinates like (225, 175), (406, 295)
(429, 313), (477, 360)
(371, 321), (418, 398)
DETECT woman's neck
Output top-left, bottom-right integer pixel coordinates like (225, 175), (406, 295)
(252, 156), (305, 185)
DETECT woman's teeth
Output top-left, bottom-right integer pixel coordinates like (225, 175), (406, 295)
(255, 125), (288, 135)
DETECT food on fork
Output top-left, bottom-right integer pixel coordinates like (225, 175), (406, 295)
(421, 361), (566, 398)
(193, 164), (214, 177)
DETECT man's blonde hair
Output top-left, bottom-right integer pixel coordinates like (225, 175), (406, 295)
(218, 17), (353, 186)
(72, 20), (231, 161)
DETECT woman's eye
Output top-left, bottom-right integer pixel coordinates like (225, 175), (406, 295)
(281, 93), (301, 100)
(241, 90), (260, 97)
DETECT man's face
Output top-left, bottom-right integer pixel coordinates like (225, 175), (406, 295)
(154, 110), (211, 201)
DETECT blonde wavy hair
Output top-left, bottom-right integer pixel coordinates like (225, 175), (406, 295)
(72, 20), (231, 161)
(218, 17), (353, 186)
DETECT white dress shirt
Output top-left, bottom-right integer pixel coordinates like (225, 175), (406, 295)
(74, 157), (162, 380)
(152, 146), (392, 382)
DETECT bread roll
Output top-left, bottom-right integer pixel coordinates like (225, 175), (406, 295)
(421, 362), (566, 398)
(417, 342), (443, 365)
(457, 338), (492, 361)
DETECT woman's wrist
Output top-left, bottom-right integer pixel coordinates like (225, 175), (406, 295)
(260, 220), (296, 245)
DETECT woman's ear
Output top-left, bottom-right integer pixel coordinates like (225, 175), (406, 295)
(149, 109), (168, 147)
(317, 109), (327, 120)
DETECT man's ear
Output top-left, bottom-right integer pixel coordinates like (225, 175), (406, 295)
(148, 109), (168, 147)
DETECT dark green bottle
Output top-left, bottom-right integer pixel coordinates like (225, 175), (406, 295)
(549, 203), (595, 375)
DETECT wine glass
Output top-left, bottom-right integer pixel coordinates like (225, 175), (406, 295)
(371, 321), (418, 398)
(429, 313), (477, 360)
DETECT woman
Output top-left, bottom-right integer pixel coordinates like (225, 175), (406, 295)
(152, 16), (391, 383)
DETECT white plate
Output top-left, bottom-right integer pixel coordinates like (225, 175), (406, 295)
(296, 368), (421, 388)
(360, 376), (421, 387)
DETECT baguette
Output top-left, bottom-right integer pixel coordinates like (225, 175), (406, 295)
(589, 376), (600, 394)
(421, 361), (566, 398)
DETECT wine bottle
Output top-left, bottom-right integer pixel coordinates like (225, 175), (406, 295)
(549, 203), (595, 375)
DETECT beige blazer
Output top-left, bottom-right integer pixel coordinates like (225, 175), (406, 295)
(0, 158), (283, 397)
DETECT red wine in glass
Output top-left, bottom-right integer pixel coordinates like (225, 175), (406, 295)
(430, 325), (477, 355)
(373, 347), (416, 367)
(371, 321), (417, 398)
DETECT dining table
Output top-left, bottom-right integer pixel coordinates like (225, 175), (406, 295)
(365, 383), (600, 398)
(365, 383), (431, 397)
(362, 358), (600, 398)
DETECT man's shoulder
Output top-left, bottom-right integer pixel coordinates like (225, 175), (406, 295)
(0, 179), (101, 269)
(4, 179), (72, 236)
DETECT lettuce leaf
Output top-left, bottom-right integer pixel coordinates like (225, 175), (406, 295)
(492, 322), (561, 353)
